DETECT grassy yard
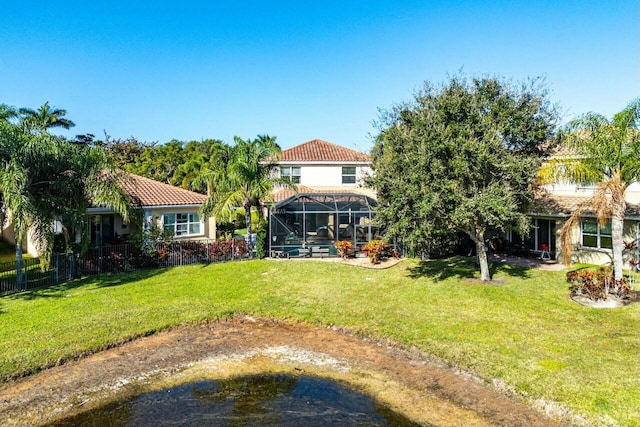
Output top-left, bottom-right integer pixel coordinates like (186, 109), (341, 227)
(0, 257), (637, 426)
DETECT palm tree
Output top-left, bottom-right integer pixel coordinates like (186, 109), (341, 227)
(53, 142), (131, 254)
(0, 121), (65, 286)
(199, 135), (290, 242)
(19, 101), (75, 132)
(0, 104), (18, 123)
(539, 99), (640, 282)
(0, 121), (25, 282)
(0, 119), (130, 286)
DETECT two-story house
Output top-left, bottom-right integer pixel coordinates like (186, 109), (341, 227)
(267, 138), (640, 265)
(268, 139), (378, 257)
(526, 182), (640, 267)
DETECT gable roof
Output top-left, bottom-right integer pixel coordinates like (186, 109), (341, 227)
(280, 139), (370, 163)
(122, 173), (206, 207)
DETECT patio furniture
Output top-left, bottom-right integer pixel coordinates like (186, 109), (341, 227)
(539, 244), (551, 260)
(310, 246), (330, 258)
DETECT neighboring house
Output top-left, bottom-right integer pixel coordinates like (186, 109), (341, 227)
(525, 183), (640, 266)
(2, 173), (216, 257)
(268, 139), (379, 257)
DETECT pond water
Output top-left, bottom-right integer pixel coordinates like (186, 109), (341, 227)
(46, 374), (424, 426)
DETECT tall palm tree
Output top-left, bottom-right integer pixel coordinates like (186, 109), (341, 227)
(0, 121), (24, 280)
(199, 135), (290, 241)
(19, 101), (75, 132)
(539, 99), (640, 282)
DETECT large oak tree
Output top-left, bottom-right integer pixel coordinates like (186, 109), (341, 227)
(368, 75), (558, 280)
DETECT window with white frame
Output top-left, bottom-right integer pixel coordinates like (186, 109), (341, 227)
(280, 166), (301, 183)
(581, 219), (612, 249)
(162, 212), (202, 237)
(342, 166), (356, 184)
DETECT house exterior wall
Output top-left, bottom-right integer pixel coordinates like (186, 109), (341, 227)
(145, 206), (216, 241)
(1, 210), (40, 257)
(552, 217), (639, 267)
(542, 182), (640, 203)
(537, 178), (640, 267)
(1, 212), (17, 247)
(278, 162), (372, 187)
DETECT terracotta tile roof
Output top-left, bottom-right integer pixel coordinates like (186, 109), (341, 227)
(280, 139), (370, 163)
(270, 185), (376, 203)
(531, 191), (640, 218)
(122, 173), (206, 207)
(270, 185), (317, 203)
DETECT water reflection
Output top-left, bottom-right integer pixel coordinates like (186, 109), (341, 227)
(46, 374), (423, 426)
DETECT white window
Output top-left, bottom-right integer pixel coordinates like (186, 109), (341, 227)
(163, 212), (202, 237)
(581, 219), (612, 249)
(280, 166), (301, 183)
(342, 166), (356, 184)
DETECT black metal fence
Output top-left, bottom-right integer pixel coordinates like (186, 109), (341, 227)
(0, 238), (254, 297)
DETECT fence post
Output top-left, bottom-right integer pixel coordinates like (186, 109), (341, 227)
(70, 253), (76, 279)
(22, 259), (27, 291)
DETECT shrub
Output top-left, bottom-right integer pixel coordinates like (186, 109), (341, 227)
(255, 230), (267, 259)
(334, 241), (353, 259)
(362, 240), (391, 264)
(567, 267), (631, 301)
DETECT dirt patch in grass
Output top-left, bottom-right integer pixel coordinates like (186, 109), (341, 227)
(571, 291), (639, 308)
(0, 317), (563, 427)
(462, 278), (508, 285)
(275, 255), (405, 269)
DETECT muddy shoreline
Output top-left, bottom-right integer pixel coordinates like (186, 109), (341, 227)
(0, 317), (561, 426)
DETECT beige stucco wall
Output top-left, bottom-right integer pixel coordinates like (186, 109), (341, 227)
(144, 206), (216, 241)
(543, 182), (640, 204)
(276, 163), (372, 188)
(558, 218), (640, 268)
(1, 211), (17, 247)
(1, 209), (40, 257)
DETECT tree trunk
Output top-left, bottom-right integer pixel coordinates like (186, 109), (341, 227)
(15, 240), (23, 290)
(244, 202), (253, 246)
(475, 239), (491, 281)
(611, 200), (626, 282)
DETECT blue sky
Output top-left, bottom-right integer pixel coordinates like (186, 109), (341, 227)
(1, 1), (637, 152)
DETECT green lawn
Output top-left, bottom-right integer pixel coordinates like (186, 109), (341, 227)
(0, 257), (637, 426)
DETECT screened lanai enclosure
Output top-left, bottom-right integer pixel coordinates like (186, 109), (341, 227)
(269, 193), (379, 257)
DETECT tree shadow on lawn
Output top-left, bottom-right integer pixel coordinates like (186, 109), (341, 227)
(7, 268), (169, 301)
(408, 256), (531, 281)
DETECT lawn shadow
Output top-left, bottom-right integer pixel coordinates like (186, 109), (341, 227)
(408, 256), (531, 281)
(7, 268), (169, 301)
(489, 261), (531, 279)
